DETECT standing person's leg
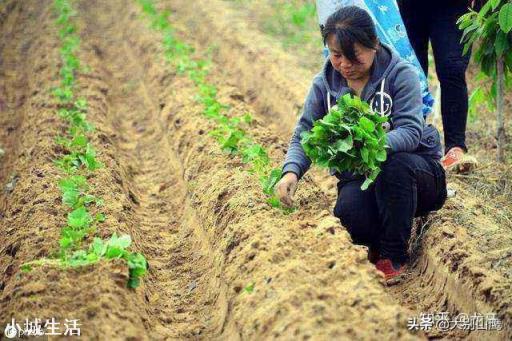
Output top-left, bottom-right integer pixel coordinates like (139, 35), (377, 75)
(397, 0), (430, 74)
(374, 152), (447, 282)
(333, 178), (381, 260)
(430, 2), (477, 171)
(430, 2), (470, 152)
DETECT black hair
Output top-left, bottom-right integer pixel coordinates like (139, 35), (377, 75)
(321, 6), (379, 64)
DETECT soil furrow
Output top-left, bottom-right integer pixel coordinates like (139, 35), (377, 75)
(0, 0), (28, 190)
(76, 0), (231, 338)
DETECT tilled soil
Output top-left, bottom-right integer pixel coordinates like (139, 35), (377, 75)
(0, 0), (510, 340)
(161, 0), (512, 339)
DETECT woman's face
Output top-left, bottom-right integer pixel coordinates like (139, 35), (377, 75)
(326, 34), (377, 81)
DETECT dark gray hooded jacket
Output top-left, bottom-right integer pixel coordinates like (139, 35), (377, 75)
(282, 43), (442, 181)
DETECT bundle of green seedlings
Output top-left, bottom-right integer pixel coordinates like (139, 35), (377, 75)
(137, 0), (292, 212)
(301, 94), (388, 190)
(22, 0), (147, 289)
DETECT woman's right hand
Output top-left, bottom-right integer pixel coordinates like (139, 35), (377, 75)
(276, 172), (299, 207)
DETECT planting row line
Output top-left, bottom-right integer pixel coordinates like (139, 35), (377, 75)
(136, 0), (293, 212)
(22, 0), (147, 289)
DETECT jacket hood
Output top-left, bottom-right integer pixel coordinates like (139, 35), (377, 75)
(321, 42), (402, 103)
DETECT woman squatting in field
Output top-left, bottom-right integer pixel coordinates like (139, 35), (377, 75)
(276, 6), (448, 285)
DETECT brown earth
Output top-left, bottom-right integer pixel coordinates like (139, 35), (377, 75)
(164, 0), (512, 339)
(0, 0), (510, 340)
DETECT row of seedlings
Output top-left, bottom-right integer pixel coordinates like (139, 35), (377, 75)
(137, 0), (293, 212)
(22, 0), (148, 288)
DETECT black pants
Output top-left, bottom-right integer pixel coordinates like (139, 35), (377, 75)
(398, 0), (471, 152)
(333, 152), (447, 263)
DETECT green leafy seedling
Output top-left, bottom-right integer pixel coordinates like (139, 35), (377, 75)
(301, 94), (388, 190)
(244, 282), (255, 294)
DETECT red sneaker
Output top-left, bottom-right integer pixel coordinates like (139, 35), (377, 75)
(442, 147), (477, 173)
(367, 247), (380, 265)
(375, 258), (407, 285)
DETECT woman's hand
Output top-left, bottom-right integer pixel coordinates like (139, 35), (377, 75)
(276, 172), (298, 207)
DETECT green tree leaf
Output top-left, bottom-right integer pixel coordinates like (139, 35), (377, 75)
(479, 1), (493, 18)
(499, 4), (512, 33)
(495, 30), (509, 56)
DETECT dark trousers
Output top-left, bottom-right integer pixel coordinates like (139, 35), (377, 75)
(398, 0), (471, 152)
(333, 152), (447, 263)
